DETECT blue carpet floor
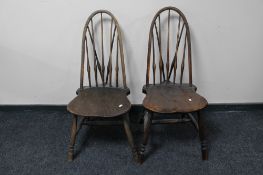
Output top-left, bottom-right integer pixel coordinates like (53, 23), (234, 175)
(0, 109), (263, 175)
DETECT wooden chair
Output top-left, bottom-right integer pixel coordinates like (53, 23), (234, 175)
(67, 10), (140, 162)
(140, 7), (208, 161)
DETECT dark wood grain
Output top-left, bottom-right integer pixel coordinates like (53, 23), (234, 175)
(141, 6), (208, 162)
(143, 83), (207, 113)
(198, 111), (208, 160)
(67, 87), (131, 117)
(67, 10), (139, 163)
(81, 10), (127, 89)
(67, 115), (78, 161)
(146, 6), (192, 85)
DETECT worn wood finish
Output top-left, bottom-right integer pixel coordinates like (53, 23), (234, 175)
(67, 10), (139, 163)
(67, 115), (78, 161)
(198, 111), (208, 160)
(143, 83), (207, 113)
(142, 6), (208, 162)
(123, 114), (142, 163)
(187, 113), (199, 131)
(152, 118), (191, 124)
(81, 10), (127, 89)
(146, 6), (192, 85)
(67, 88), (131, 117)
(140, 111), (152, 156)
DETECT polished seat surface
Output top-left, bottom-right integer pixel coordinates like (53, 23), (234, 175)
(67, 87), (131, 117)
(143, 84), (208, 113)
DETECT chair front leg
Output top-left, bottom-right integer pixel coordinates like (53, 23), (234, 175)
(140, 111), (152, 157)
(68, 114), (78, 161)
(197, 111), (208, 160)
(123, 113), (141, 163)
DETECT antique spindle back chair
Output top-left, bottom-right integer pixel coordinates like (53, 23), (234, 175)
(141, 6), (208, 161)
(145, 7), (192, 86)
(79, 10), (127, 91)
(67, 10), (140, 163)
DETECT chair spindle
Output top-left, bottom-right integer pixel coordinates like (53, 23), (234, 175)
(85, 36), (91, 87)
(100, 13), (105, 86)
(180, 35), (187, 84)
(152, 34), (156, 85)
(115, 36), (119, 87)
(166, 10), (171, 77)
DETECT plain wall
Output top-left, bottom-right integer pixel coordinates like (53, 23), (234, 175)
(1, 0), (263, 104)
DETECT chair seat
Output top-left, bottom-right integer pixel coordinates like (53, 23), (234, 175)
(67, 87), (131, 117)
(143, 84), (208, 113)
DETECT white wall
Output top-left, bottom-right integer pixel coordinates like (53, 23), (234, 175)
(0, 0), (263, 104)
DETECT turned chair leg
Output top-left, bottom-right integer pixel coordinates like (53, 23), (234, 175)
(140, 111), (152, 158)
(123, 113), (141, 163)
(197, 111), (208, 160)
(68, 114), (78, 161)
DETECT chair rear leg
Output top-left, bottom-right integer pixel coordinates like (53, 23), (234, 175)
(123, 113), (141, 163)
(140, 111), (152, 158)
(197, 111), (208, 160)
(68, 114), (78, 161)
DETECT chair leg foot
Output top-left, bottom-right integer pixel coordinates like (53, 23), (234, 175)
(139, 144), (147, 164)
(139, 111), (152, 162)
(132, 147), (143, 164)
(202, 149), (208, 160)
(123, 114), (142, 164)
(198, 111), (208, 160)
(139, 144), (146, 155)
(67, 115), (78, 161)
(67, 147), (74, 161)
(201, 140), (208, 160)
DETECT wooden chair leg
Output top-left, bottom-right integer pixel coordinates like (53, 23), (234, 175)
(140, 111), (152, 157)
(68, 114), (78, 161)
(197, 111), (208, 160)
(123, 113), (141, 163)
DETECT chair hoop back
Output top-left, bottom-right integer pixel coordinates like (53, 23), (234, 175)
(80, 10), (127, 89)
(146, 7), (192, 85)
